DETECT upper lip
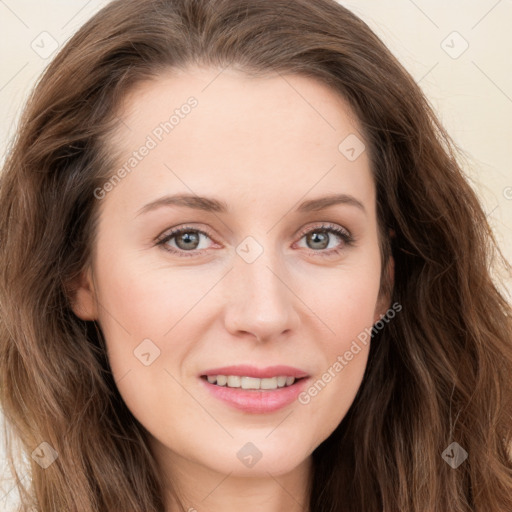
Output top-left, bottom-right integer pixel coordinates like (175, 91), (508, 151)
(200, 365), (309, 379)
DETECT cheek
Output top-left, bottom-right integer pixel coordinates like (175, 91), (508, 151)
(92, 253), (202, 432)
(92, 247), (228, 412)
(302, 251), (382, 344)
(94, 248), (210, 341)
(295, 256), (381, 438)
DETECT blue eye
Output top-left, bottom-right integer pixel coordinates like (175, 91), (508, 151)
(156, 223), (354, 258)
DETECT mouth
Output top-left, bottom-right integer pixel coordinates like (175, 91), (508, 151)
(198, 372), (311, 413)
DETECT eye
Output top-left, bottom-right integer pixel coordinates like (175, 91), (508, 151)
(156, 226), (216, 257)
(295, 223), (354, 257)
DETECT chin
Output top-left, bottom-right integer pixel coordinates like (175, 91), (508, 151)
(204, 443), (310, 477)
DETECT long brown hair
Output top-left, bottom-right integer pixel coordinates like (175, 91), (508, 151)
(1, 0), (511, 510)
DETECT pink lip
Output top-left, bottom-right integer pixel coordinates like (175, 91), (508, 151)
(199, 364), (309, 379)
(199, 375), (310, 414)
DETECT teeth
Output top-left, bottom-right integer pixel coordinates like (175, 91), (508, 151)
(277, 376), (287, 387)
(204, 375), (298, 390)
(227, 375), (241, 388)
(216, 375), (227, 386)
(241, 376), (260, 389)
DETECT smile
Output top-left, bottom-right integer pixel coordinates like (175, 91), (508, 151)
(199, 374), (310, 414)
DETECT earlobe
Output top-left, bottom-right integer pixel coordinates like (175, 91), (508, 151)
(67, 267), (98, 321)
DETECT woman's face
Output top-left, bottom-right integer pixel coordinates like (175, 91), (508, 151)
(73, 66), (392, 479)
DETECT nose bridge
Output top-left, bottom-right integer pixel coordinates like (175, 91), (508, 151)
(223, 236), (298, 340)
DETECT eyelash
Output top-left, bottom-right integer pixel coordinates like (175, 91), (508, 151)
(156, 223), (355, 258)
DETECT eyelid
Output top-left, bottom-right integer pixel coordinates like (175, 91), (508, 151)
(294, 222), (351, 240)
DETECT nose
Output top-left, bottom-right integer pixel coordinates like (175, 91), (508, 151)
(222, 247), (300, 343)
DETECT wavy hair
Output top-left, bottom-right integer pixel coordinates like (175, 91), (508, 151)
(1, 0), (511, 510)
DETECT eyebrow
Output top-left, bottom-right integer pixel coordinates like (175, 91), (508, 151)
(135, 192), (366, 217)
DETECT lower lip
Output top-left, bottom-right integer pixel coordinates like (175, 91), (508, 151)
(199, 376), (310, 414)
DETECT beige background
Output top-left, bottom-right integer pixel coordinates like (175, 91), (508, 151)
(1, 0), (511, 508)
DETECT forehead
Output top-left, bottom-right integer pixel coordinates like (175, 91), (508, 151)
(104, 66), (375, 215)
(114, 65), (364, 149)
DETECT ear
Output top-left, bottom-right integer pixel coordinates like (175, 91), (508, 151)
(66, 267), (98, 321)
(373, 254), (395, 324)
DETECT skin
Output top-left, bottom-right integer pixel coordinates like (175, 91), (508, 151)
(71, 66), (394, 512)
